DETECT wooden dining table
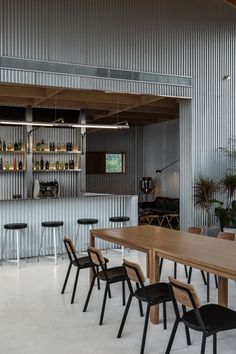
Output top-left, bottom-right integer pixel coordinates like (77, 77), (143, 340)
(90, 224), (236, 325)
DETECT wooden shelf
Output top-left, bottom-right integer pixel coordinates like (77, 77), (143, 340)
(0, 170), (26, 173)
(32, 169), (81, 172)
(0, 151), (26, 154)
(32, 151), (81, 154)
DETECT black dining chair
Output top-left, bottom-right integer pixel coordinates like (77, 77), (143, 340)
(118, 258), (171, 354)
(166, 276), (236, 354)
(61, 237), (107, 304)
(83, 245), (127, 325)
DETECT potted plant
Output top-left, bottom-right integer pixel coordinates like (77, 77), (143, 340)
(215, 173), (236, 231)
(194, 176), (219, 227)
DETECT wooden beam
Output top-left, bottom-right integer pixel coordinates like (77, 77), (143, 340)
(0, 97), (34, 105)
(224, 0), (236, 8)
(34, 88), (63, 106)
(0, 84), (45, 98)
(92, 96), (164, 122)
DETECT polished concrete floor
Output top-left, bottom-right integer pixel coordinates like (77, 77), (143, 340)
(1, 250), (236, 354)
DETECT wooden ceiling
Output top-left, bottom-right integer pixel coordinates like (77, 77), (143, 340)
(224, 0), (236, 8)
(0, 83), (179, 126)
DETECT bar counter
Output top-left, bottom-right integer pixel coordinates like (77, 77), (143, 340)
(0, 194), (138, 259)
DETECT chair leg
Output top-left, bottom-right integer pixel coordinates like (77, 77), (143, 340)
(99, 283), (109, 325)
(159, 258), (163, 277)
(201, 271), (207, 285)
(136, 283), (144, 317)
(108, 284), (112, 298)
(163, 302), (167, 330)
(184, 265), (188, 278)
(61, 262), (72, 294)
(214, 275), (218, 288)
(207, 272), (210, 302)
(71, 268), (80, 304)
(96, 266), (100, 290)
(187, 267), (192, 284)
(83, 275), (96, 312)
(201, 334), (206, 354)
(140, 305), (150, 354)
(174, 262), (177, 279)
(213, 333), (217, 354)
(122, 280), (126, 306)
(165, 319), (179, 354)
(117, 293), (133, 338)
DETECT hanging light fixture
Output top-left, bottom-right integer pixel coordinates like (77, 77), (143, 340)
(0, 120), (129, 129)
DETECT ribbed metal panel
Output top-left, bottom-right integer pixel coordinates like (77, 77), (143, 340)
(0, 195), (138, 258)
(86, 126), (143, 195)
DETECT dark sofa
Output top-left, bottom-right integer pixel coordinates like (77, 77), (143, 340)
(139, 196), (179, 217)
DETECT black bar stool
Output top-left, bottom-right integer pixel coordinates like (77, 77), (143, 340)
(1, 223), (28, 268)
(109, 216), (130, 257)
(38, 221), (64, 265)
(75, 218), (98, 252)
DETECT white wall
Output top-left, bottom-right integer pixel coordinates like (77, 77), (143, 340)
(143, 119), (179, 198)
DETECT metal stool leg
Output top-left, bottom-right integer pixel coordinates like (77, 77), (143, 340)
(53, 227), (58, 265)
(1, 229), (8, 262)
(75, 224), (80, 251)
(38, 228), (45, 261)
(16, 230), (20, 268)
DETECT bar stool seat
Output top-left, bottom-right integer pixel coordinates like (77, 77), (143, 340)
(4, 223), (27, 230)
(109, 216), (130, 257)
(42, 221), (64, 228)
(38, 221), (64, 265)
(2, 223), (28, 268)
(75, 218), (98, 252)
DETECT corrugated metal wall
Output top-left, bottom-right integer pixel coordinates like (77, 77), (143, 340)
(86, 126), (143, 194)
(0, 0), (236, 228)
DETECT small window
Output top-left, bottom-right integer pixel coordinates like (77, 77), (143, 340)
(105, 153), (124, 173)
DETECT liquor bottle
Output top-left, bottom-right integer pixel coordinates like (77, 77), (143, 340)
(56, 161), (60, 170)
(18, 141), (22, 151)
(65, 162), (69, 170)
(0, 140), (2, 151)
(49, 142), (53, 151)
(40, 156), (44, 170)
(14, 142), (18, 151)
(3, 141), (6, 151)
(52, 142), (55, 152)
(5, 160), (9, 171)
(36, 142), (41, 151)
(36, 160), (40, 170)
(45, 161), (49, 170)
(18, 160), (23, 170)
(13, 157), (17, 170)
(0, 158), (3, 170)
(41, 139), (45, 151)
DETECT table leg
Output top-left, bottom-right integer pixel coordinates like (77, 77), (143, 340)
(146, 253), (150, 278)
(89, 231), (95, 283)
(149, 249), (160, 324)
(218, 276), (228, 307)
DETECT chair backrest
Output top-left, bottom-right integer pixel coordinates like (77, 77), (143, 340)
(64, 237), (77, 263)
(187, 226), (203, 235)
(169, 276), (201, 309)
(87, 245), (106, 266)
(217, 231), (235, 241)
(123, 258), (145, 284)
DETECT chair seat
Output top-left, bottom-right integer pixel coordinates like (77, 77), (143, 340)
(72, 256), (109, 268)
(4, 223), (27, 230)
(98, 266), (127, 282)
(135, 283), (171, 304)
(42, 221), (64, 228)
(183, 304), (236, 333)
(77, 218), (98, 225)
(109, 216), (130, 223)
